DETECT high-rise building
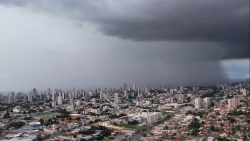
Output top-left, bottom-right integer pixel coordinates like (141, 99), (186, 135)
(52, 91), (55, 101)
(240, 88), (247, 96)
(124, 83), (128, 91)
(114, 93), (119, 103)
(194, 97), (202, 109)
(70, 93), (74, 111)
(133, 84), (137, 91)
(203, 97), (211, 108)
(28, 92), (32, 102)
(32, 88), (38, 97)
(88, 90), (93, 97)
(100, 90), (108, 100)
(52, 101), (56, 108)
(124, 91), (127, 98)
(8, 92), (15, 104)
(12, 92), (15, 103)
(72, 88), (76, 98)
(62, 92), (65, 100)
(95, 88), (101, 95)
(58, 93), (63, 105)
(228, 98), (239, 109)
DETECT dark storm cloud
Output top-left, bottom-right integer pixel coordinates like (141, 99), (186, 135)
(0, 0), (249, 90)
(0, 0), (249, 59)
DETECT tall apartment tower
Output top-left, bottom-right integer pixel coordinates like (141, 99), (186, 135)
(28, 92), (32, 102)
(70, 93), (74, 111)
(8, 92), (15, 104)
(32, 88), (38, 97)
(52, 91), (55, 101)
(114, 93), (119, 104)
(240, 88), (247, 96)
(52, 101), (56, 108)
(57, 93), (63, 105)
(194, 97), (202, 109)
(113, 93), (119, 108)
(133, 84), (137, 91)
(124, 83), (128, 91)
(228, 97), (239, 109)
(124, 91), (128, 98)
(203, 97), (211, 108)
(100, 90), (108, 100)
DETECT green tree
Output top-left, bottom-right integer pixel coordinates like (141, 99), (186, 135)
(128, 120), (138, 125)
(189, 118), (202, 136)
(3, 112), (11, 119)
(39, 119), (44, 125)
(7, 122), (25, 129)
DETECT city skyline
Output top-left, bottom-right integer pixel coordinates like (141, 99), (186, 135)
(0, 79), (249, 140)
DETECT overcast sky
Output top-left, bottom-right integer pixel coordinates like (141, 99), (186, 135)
(0, 0), (249, 91)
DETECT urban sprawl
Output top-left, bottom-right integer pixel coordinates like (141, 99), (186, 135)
(0, 81), (249, 141)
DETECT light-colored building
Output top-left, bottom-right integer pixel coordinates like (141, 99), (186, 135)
(194, 97), (202, 108)
(124, 91), (127, 98)
(114, 93), (119, 107)
(240, 88), (247, 96)
(8, 92), (15, 104)
(57, 93), (63, 105)
(70, 96), (74, 111)
(28, 92), (32, 102)
(52, 101), (56, 108)
(146, 112), (163, 123)
(132, 84), (137, 91)
(13, 106), (21, 113)
(128, 112), (163, 124)
(100, 90), (108, 100)
(203, 97), (211, 108)
(52, 91), (56, 101)
(228, 98), (239, 109)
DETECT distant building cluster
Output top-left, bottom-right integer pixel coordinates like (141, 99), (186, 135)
(0, 81), (249, 140)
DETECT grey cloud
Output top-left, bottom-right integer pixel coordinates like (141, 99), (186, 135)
(0, 0), (248, 90)
(0, 0), (249, 59)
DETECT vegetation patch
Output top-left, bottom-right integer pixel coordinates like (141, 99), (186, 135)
(7, 121), (25, 130)
(35, 112), (62, 118)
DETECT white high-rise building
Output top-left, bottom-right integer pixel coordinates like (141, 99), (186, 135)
(88, 90), (93, 97)
(124, 83), (128, 91)
(203, 97), (211, 108)
(113, 93), (119, 108)
(52, 92), (56, 101)
(124, 91), (127, 98)
(240, 88), (247, 96)
(28, 92), (32, 102)
(194, 97), (202, 109)
(58, 93), (63, 105)
(70, 96), (74, 111)
(114, 93), (119, 104)
(62, 92), (65, 100)
(52, 101), (56, 107)
(100, 90), (108, 100)
(133, 84), (137, 91)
